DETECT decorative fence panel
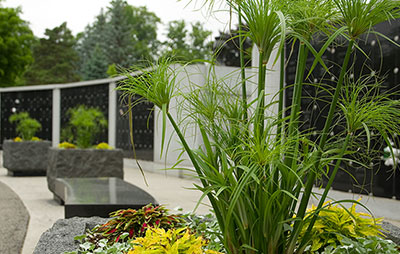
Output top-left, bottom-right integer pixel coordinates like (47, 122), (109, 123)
(0, 76), (154, 161)
(1, 90), (53, 142)
(285, 19), (400, 199)
(116, 92), (154, 160)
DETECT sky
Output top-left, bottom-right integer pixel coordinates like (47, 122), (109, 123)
(2, 0), (236, 40)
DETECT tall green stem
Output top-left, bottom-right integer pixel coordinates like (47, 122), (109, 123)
(288, 44), (308, 135)
(289, 39), (355, 250)
(128, 95), (148, 185)
(166, 112), (225, 240)
(276, 47), (285, 144)
(238, 7), (248, 122)
(299, 133), (352, 250)
(273, 49), (286, 193)
(255, 50), (266, 138)
(284, 43), (308, 168)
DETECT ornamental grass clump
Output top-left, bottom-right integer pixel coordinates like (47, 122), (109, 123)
(9, 112), (41, 141)
(118, 0), (400, 253)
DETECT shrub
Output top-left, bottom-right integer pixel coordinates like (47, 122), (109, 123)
(300, 201), (384, 253)
(128, 227), (223, 254)
(9, 112), (41, 141)
(61, 105), (107, 148)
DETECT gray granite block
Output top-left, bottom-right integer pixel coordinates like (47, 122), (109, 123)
(54, 177), (157, 218)
(2, 140), (51, 175)
(47, 148), (124, 193)
(382, 221), (400, 245)
(33, 216), (109, 254)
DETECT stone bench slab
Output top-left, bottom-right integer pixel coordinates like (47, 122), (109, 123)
(54, 177), (157, 218)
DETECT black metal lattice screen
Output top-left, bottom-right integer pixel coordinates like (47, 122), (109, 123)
(60, 84), (109, 144)
(116, 91), (154, 160)
(285, 19), (400, 199)
(1, 81), (155, 159)
(1, 90), (53, 145)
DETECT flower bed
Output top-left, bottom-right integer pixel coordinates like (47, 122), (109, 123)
(33, 204), (400, 254)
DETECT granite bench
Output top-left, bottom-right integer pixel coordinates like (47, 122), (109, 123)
(53, 177), (157, 218)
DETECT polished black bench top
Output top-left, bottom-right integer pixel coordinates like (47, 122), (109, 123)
(54, 177), (157, 218)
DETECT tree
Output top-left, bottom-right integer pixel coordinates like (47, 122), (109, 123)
(0, 4), (34, 86)
(81, 44), (109, 80)
(24, 22), (80, 85)
(104, 0), (134, 68)
(77, 9), (108, 80)
(162, 20), (212, 62)
(124, 5), (160, 63)
(77, 1), (160, 80)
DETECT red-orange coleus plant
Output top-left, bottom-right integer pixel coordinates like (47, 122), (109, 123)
(85, 204), (184, 245)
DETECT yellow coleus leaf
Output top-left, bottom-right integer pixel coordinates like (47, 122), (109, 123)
(311, 238), (324, 252)
(298, 199), (385, 253)
(343, 224), (356, 236)
(206, 251), (222, 254)
(129, 227), (222, 254)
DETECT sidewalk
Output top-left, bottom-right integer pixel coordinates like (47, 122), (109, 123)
(0, 158), (400, 254)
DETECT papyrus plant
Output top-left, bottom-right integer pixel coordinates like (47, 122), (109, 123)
(119, 0), (400, 253)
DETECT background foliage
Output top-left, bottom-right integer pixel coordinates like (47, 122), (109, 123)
(0, 0), (219, 86)
(0, 1), (34, 86)
(23, 22), (80, 85)
(162, 20), (213, 62)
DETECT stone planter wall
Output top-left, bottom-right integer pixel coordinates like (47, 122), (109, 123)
(47, 148), (124, 193)
(33, 217), (109, 254)
(34, 218), (400, 254)
(2, 140), (52, 176)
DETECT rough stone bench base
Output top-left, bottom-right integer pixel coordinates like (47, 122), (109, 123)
(54, 177), (157, 218)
